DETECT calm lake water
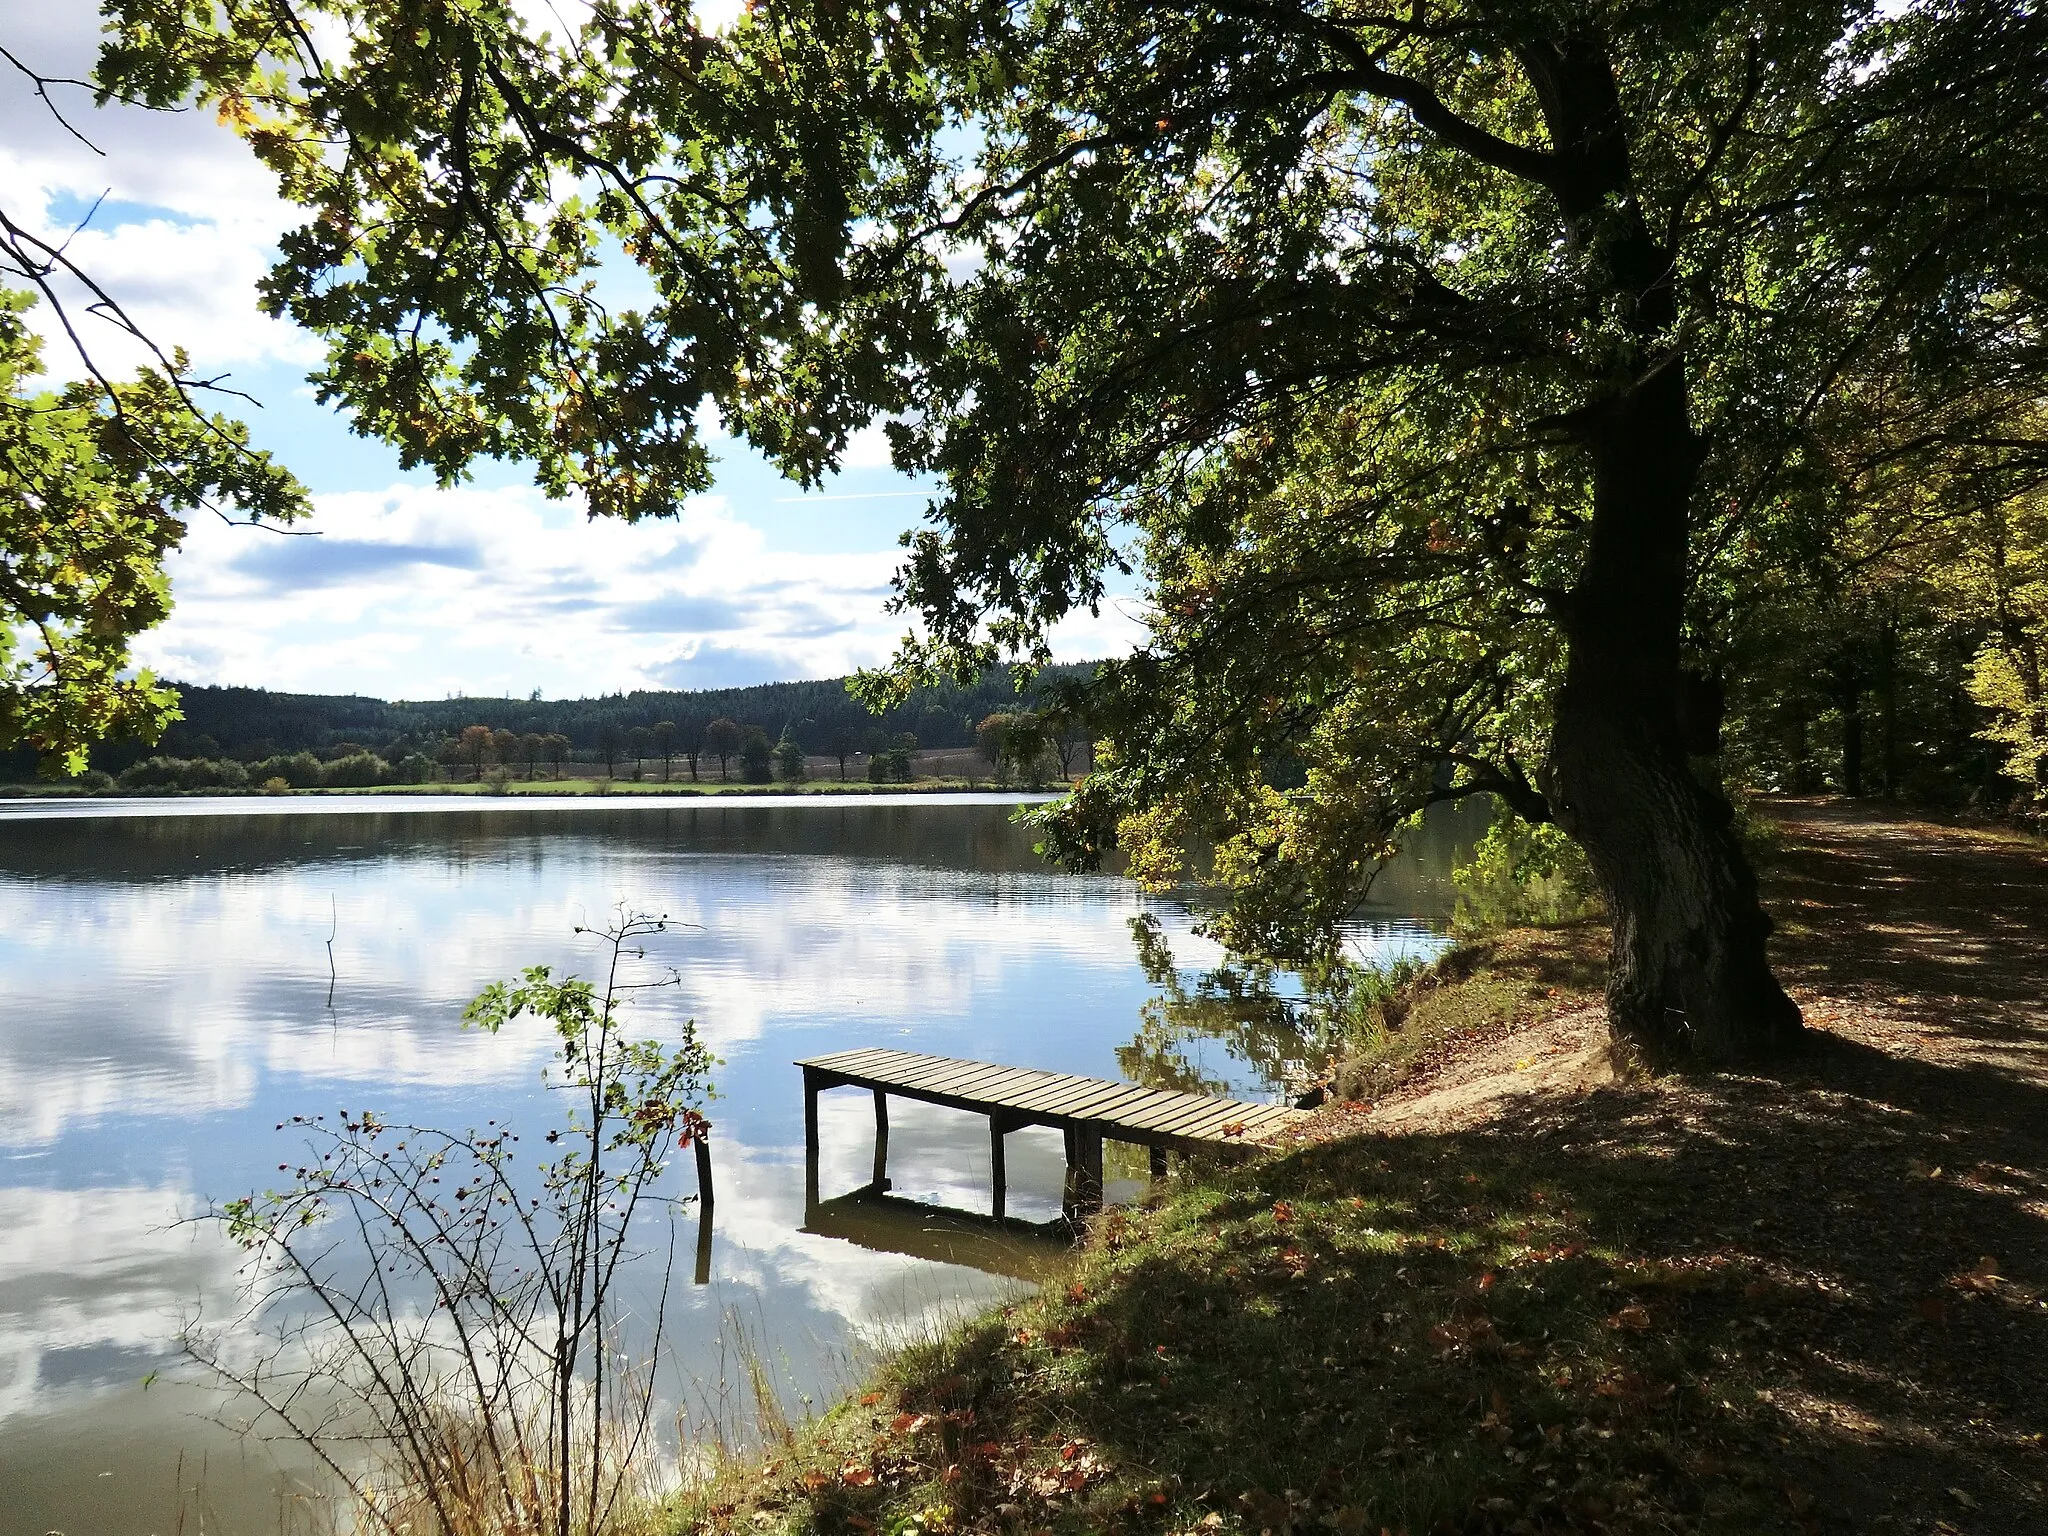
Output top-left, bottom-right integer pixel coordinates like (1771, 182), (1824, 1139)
(0, 794), (1476, 1533)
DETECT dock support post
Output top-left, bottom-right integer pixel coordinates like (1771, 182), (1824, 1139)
(693, 1134), (715, 1284)
(871, 1088), (891, 1192)
(803, 1067), (822, 1213)
(1060, 1126), (1077, 1220)
(1148, 1144), (1168, 1181)
(1076, 1127), (1103, 1216)
(1063, 1125), (1103, 1222)
(990, 1115), (1007, 1221)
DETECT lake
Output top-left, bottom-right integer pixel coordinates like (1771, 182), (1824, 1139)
(0, 794), (1477, 1533)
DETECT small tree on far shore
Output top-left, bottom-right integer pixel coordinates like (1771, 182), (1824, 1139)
(977, 712), (1053, 786)
(773, 730), (806, 782)
(974, 713), (1011, 779)
(652, 720), (677, 781)
(543, 733), (570, 779)
(739, 725), (775, 783)
(703, 717), (742, 781)
(827, 725), (858, 782)
(1048, 711), (1092, 780)
(459, 724), (493, 782)
(677, 715), (703, 781)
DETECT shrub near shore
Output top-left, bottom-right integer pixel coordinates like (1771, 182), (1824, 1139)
(103, 750), (439, 791)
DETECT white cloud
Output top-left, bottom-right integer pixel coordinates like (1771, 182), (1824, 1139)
(11, 197), (322, 375)
(132, 477), (1140, 696)
(0, 11), (312, 383)
(134, 484), (904, 697)
(838, 423), (899, 471)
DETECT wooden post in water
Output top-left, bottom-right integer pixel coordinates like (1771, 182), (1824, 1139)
(693, 1133), (715, 1285)
(803, 1067), (822, 1213)
(1060, 1126), (1078, 1220)
(871, 1088), (891, 1192)
(1062, 1125), (1104, 1222)
(1072, 1127), (1104, 1218)
(990, 1115), (1008, 1221)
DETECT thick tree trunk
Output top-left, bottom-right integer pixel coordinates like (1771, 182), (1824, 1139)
(1505, 31), (1802, 1064)
(1546, 365), (1803, 1068)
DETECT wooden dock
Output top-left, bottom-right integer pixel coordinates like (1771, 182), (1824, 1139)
(798, 1047), (1308, 1221)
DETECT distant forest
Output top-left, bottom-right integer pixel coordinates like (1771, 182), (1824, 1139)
(1, 665), (1095, 781)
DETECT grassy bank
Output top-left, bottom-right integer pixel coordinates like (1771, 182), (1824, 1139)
(1324, 925), (1607, 1104)
(671, 1117), (1795, 1535)
(658, 894), (2046, 1536)
(664, 934), (1722, 1536)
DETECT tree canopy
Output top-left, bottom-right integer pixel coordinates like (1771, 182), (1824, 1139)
(0, 287), (307, 774)
(94, 0), (2048, 1060)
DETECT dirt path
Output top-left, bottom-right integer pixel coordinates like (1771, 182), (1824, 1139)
(1337, 800), (2048, 1533)
(1765, 796), (2048, 1095)
(1741, 802), (2048, 1532)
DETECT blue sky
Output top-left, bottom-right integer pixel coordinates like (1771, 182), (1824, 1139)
(4, 7), (1142, 701)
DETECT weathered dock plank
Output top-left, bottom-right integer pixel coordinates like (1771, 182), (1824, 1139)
(797, 1047), (1309, 1221)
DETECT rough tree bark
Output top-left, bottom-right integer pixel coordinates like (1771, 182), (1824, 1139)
(1527, 34), (1804, 1067)
(1545, 362), (1804, 1065)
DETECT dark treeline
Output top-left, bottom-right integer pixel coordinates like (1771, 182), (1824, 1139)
(0, 665), (1094, 781)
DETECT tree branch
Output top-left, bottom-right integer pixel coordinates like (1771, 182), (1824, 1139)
(1209, 0), (1561, 185)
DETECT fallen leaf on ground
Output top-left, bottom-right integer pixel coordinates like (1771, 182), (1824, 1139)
(1951, 1256), (2001, 1293)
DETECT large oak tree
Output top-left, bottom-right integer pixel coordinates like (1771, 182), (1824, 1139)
(101, 0), (2048, 1062)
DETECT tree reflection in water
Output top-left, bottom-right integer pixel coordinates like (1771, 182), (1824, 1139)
(1117, 914), (1425, 1103)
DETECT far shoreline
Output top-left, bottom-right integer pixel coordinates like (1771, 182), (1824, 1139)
(0, 776), (1064, 800)
(0, 785), (1064, 820)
